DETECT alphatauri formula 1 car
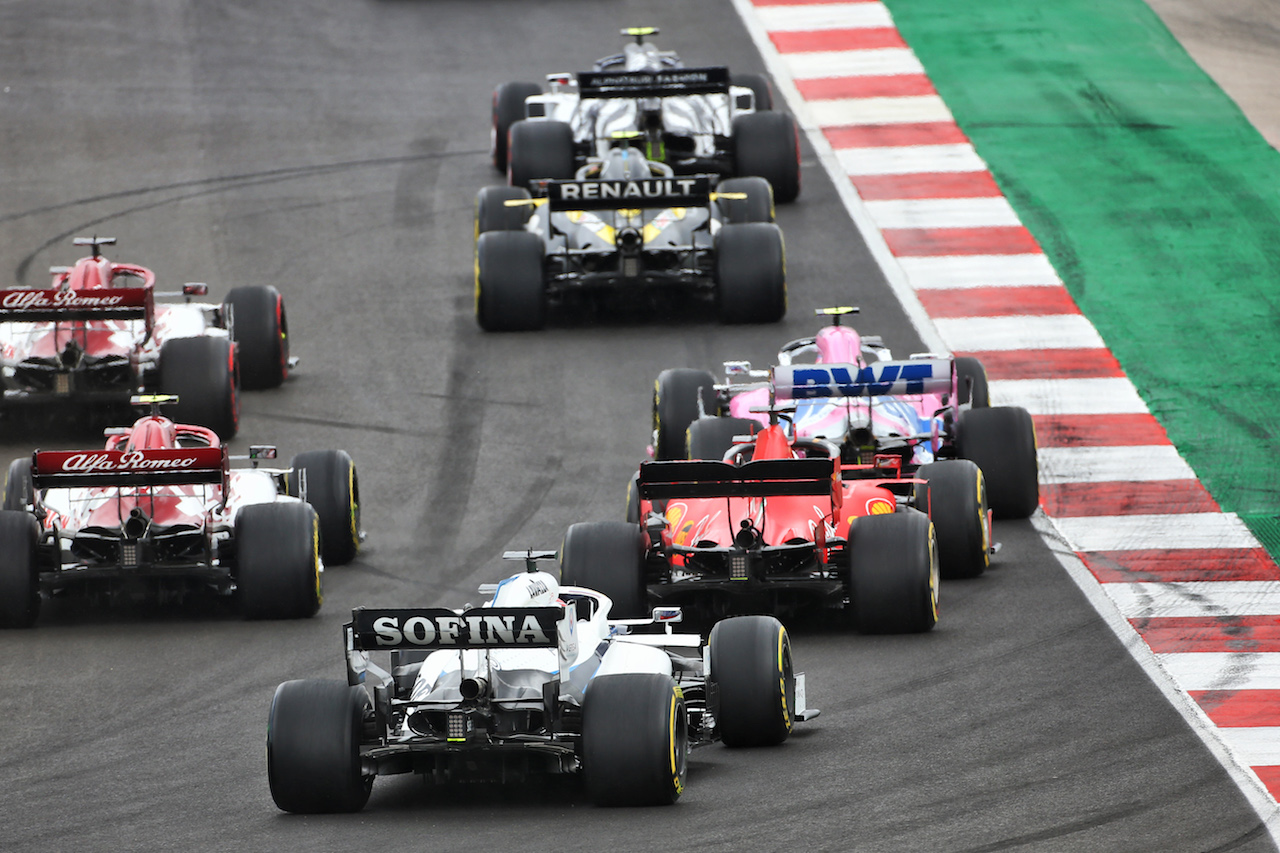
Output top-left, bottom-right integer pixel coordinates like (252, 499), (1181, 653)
(475, 144), (785, 330)
(493, 27), (800, 202)
(0, 236), (294, 437)
(0, 396), (361, 627)
(266, 552), (816, 812)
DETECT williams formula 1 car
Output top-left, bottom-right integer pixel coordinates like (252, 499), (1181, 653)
(266, 552), (816, 812)
(475, 144), (785, 330)
(493, 27), (800, 202)
(0, 396), (361, 627)
(0, 236), (295, 437)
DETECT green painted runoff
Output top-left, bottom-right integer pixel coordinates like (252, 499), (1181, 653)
(882, 0), (1280, 553)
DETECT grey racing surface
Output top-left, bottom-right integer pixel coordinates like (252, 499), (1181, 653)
(0, 2), (1271, 851)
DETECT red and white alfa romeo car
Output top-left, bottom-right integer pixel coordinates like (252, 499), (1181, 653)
(0, 396), (361, 628)
(0, 236), (293, 437)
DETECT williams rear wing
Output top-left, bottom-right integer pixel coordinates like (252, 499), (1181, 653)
(577, 66), (731, 98)
(546, 176), (712, 212)
(773, 359), (954, 401)
(31, 446), (227, 491)
(638, 457), (835, 500)
(0, 286), (154, 325)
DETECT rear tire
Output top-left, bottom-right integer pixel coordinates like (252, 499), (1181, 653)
(475, 185), (532, 235)
(849, 511), (938, 633)
(0, 510), (40, 628)
(4, 457), (33, 511)
(716, 222), (786, 324)
(625, 471), (640, 524)
(287, 450), (360, 566)
(267, 679), (372, 813)
(475, 230), (546, 332)
(582, 673), (687, 806)
(955, 356), (989, 408)
(958, 406), (1039, 519)
(224, 285), (288, 390)
(732, 72), (773, 111)
(236, 502), (321, 619)
(653, 368), (718, 460)
(686, 416), (759, 461)
(560, 521), (647, 618)
(709, 615), (794, 747)
(492, 81), (542, 171)
(914, 460), (988, 579)
(716, 176), (774, 223)
(732, 111), (801, 203)
(508, 119), (575, 188)
(159, 336), (239, 439)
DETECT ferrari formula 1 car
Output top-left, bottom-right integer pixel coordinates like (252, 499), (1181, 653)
(647, 307), (1039, 578)
(606, 404), (940, 630)
(266, 552), (816, 812)
(475, 143), (785, 330)
(0, 236), (295, 437)
(0, 396), (362, 628)
(493, 27), (801, 202)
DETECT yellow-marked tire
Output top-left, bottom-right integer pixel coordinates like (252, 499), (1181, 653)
(582, 673), (687, 806)
(653, 368), (718, 460)
(958, 406), (1039, 519)
(288, 450), (360, 566)
(848, 511), (939, 634)
(708, 615), (794, 747)
(914, 460), (989, 579)
(267, 679), (372, 813)
(236, 502), (321, 620)
(560, 521), (647, 619)
(475, 185), (531, 235)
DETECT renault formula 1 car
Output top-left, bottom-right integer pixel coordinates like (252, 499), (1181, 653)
(647, 308), (1039, 577)
(0, 396), (361, 628)
(475, 144), (785, 330)
(266, 552), (816, 812)
(493, 27), (800, 202)
(0, 236), (295, 437)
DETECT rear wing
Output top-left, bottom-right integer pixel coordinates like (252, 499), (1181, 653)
(773, 359), (954, 400)
(577, 66), (730, 98)
(31, 446), (227, 490)
(546, 176), (712, 211)
(638, 457), (835, 500)
(0, 286), (154, 325)
(351, 607), (562, 651)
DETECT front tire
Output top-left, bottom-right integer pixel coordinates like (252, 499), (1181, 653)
(582, 673), (687, 806)
(287, 450), (360, 566)
(476, 230), (546, 332)
(709, 615), (795, 747)
(224, 285), (288, 390)
(159, 336), (239, 439)
(716, 176), (774, 223)
(236, 502), (321, 620)
(4, 457), (33, 511)
(732, 111), (801, 203)
(914, 460), (989, 579)
(0, 510), (40, 628)
(508, 119), (575, 188)
(848, 511), (938, 634)
(958, 406), (1039, 518)
(653, 368), (718, 460)
(732, 72), (773, 111)
(267, 679), (372, 814)
(475, 185), (532, 235)
(716, 222), (786, 324)
(560, 521), (647, 618)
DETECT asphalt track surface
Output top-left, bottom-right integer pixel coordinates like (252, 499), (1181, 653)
(0, 2), (1272, 851)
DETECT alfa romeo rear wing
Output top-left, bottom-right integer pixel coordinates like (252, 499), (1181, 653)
(773, 359), (955, 401)
(638, 457), (835, 500)
(30, 446), (228, 491)
(576, 66), (731, 98)
(545, 176), (713, 211)
(0, 286), (154, 325)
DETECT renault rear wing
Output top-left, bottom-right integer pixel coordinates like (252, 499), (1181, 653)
(638, 457), (835, 500)
(546, 176), (712, 211)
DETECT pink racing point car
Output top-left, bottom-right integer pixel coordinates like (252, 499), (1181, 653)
(0, 396), (361, 628)
(645, 307), (1038, 579)
(0, 236), (295, 437)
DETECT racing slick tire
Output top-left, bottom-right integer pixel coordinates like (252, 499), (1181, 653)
(0, 510), (40, 629)
(287, 450), (360, 566)
(4, 457), (33, 511)
(732, 72), (773, 111)
(224, 285), (289, 390)
(716, 223), (786, 325)
(715, 176), (774, 223)
(955, 356), (989, 408)
(653, 368), (718, 460)
(914, 460), (989, 580)
(848, 511), (939, 634)
(236, 502), (321, 620)
(507, 119), (575, 189)
(475, 185), (532, 235)
(475, 230), (546, 332)
(582, 673), (687, 806)
(732, 111), (801, 203)
(708, 615), (795, 747)
(267, 679), (373, 814)
(560, 521), (648, 619)
(492, 81), (542, 171)
(686, 416), (759, 462)
(958, 406), (1039, 519)
(159, 336), (239, 439)
(625, 471), (641, 524)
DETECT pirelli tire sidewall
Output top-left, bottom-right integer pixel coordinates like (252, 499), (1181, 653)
(267, 679), (373, 814)
(715, 222), (786, 324)
(475, 230), (546, 332)
(582, 672), (688, 806)
(732, 110), (801, 203)
(708, 614), (795, 747)
(0, 510), (40, 628)
(492, 81), (542, 172)
(507, 119), (575, 190)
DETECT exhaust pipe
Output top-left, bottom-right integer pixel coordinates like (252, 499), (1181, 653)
(459, 677), (489, 701)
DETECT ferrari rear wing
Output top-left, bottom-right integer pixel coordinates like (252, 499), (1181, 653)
(0, 286), (154, 324)
(773, 359), (954, 401)
(546, 176), (712, 211)
(31, 446), (227, 490)
(577, 66), (730, 98)
(638, 458), (835, 500)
